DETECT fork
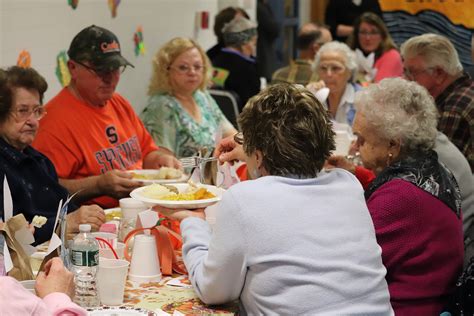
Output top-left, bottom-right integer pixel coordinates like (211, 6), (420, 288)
(179, 156), (218, 169)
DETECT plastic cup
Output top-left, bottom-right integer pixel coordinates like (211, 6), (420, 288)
(119, 198), (147, 220)
(20, 280), (36, 295)
(97, 259), (130, 305)
(128, 233), (162, 283)
(99, 242), (126, 259)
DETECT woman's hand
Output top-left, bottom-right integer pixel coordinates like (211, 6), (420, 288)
(214, 134), (247, 164)
(35, 257), (75, 299)
(153, 206), (205, 222)
(326, 155), (356, 174)
(66, 205), (106, 233)
(306, 80), (326, 93)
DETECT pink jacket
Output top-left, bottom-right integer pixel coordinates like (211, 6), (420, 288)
(0, 276), (86, 316)
(374, 49), (403, 82)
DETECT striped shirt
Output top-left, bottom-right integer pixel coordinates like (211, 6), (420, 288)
(435, 73), (474, 172)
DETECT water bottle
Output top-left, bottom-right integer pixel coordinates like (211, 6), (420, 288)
(71, 224), (100, 307)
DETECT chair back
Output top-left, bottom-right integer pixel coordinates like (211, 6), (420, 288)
(209, 89), (241, 130)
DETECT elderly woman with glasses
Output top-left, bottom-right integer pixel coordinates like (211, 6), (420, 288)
(307, 41), (360, 126)
(348, 78), (463, 313)
(157, 84), (393, 314)
(348, 12), (403, 83)
(211, 16), (260, 111)
(0, 66), (105, 245)
(141, 37), (236, 158)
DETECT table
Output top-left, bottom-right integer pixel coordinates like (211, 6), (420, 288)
(123, 277), (237, 315)
(30, 252), (237, 315)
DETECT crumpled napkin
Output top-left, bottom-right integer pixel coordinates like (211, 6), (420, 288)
(355, 49), (377, 82)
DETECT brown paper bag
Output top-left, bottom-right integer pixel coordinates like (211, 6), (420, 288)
(0, 214), (34, 281)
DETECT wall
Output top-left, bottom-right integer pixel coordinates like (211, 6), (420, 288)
(0, 0), (255, 114)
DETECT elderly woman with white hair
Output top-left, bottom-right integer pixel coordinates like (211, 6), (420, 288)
(351, 77), (463, 314)
(211, 15), (260, 111)
(307, 41), (360, 126)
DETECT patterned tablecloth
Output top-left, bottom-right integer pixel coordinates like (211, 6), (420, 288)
(123, 276), (237, 315)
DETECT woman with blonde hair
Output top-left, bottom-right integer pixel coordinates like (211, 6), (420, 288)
(141, 37), (236, 157)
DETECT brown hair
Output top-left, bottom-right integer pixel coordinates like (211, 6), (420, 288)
(238, 83), (335, 177)
(347, 12), (397, 59)
(0, 66), (48, 123)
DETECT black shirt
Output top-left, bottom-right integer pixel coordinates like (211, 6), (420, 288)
(0, 138), (76, 245)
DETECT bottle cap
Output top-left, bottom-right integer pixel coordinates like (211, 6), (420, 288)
(79, 224), (92, 232)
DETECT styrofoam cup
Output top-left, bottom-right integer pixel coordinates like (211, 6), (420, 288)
(119, 198), (147, 220)
(97, 259), (130, 305)
(99, 242), (126, 259)
(128, 233), (161, 283)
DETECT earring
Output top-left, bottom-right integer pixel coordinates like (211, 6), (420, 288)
(387, 153), (393, 166)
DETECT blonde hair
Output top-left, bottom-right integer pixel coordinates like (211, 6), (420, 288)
(148, 37), (211, 95)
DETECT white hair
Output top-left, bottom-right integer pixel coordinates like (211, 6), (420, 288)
(221, 16), (257, 47)
(355, 77), (438, 154)
(400, 33), (463, 75)
(313, 41), (358, 78)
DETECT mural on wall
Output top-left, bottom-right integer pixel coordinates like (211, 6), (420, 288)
(68, 0), (79, 10)
(380, 0), (473, 67)
(16, 50), (31, 68)
(108, 0), (121, 18)
(134, 26), (146, 57)
(56, 51), (71, 87)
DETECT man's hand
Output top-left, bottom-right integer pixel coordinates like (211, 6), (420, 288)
(214, 135), (247, 165)
(153, 206), (205, 222)
(66, 204), (106, 233)
(326, 155), (356, 174)
(35, 257), (75, 299)
(97, 169), (142, 199)
(144, 150), (181, 170)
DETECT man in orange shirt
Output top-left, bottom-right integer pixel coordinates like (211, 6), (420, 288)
(33, 25), (179, 208)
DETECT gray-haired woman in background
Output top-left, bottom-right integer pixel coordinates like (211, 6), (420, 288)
(211, 16), (260, 111)
(307, 41), (360, 126)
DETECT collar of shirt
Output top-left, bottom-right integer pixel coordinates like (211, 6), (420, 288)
(221, 48), (256, 63)
(0, 138), (45, 166)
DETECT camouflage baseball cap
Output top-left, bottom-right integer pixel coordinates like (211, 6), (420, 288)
(67, 25), (134, 72)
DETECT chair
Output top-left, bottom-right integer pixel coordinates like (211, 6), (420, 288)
(209, 89), (241, 130)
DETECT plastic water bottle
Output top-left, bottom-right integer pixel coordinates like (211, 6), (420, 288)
(71, 224), (100, 307)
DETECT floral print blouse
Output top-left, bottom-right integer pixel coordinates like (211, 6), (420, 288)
(141, 90), (234, 158)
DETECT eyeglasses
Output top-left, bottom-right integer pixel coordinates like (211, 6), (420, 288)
(12, 106), (47, 121)
(168, 64), (204, 74)
(318, 64), (346, 74)
(403, 67), (433, 79)
(74, 60), (126, 77)
(358, 30), (381, 37)
(234, 132), (244, 145)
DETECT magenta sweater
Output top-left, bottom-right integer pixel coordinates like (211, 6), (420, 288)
(367, 179), (463, 315)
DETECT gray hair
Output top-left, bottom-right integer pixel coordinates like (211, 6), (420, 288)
(313, 41), (358, 78)
(222, 16), (257, 47)
(355, 77), (438, 154)
(400, 33), (463, 76)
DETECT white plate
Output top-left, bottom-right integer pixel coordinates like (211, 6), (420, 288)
(130, 183), (224, 209)
(128, 169), (187, 184)
(87, 306), (156, 315)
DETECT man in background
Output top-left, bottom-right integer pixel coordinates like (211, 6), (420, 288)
(401, 33), (474, 172)
(272, 23), (332, 85)
(33, 25), (179, 208)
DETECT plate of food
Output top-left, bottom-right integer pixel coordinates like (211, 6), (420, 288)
(130, 182), (224, 209)
(128, 167), (187, 184)
(104, 207), (122, 222)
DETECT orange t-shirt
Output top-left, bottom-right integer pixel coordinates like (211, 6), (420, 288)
(33, 88), (158, 208)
